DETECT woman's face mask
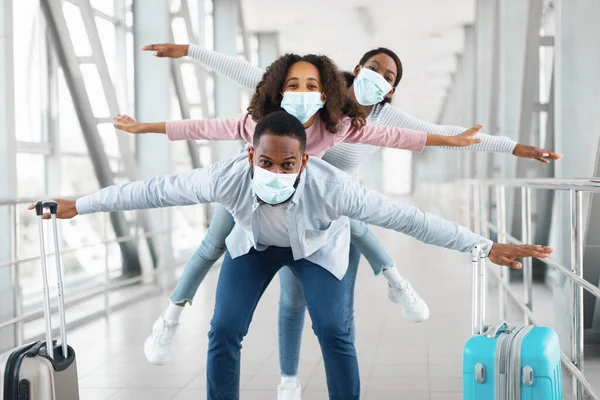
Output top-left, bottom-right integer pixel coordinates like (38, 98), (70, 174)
(353, 67), (393, 106)
(280, 92), (324, 124)
(252, 166), (299, 204)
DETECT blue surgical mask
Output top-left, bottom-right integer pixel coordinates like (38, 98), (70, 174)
(252, 166), (299, 204)
(280, 92), (324, 124)
(353, 68), (393, 106)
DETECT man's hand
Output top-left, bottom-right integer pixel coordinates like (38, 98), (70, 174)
(449, 125), (484, 147)
(113, 114), (144, 134)
(488, 244), (553, 269)
(140, 43), (188, 58)
(28, 199), (78, 220)
(513, 144), (562, 164)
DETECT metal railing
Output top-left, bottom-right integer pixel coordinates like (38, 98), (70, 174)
(462, 178), (600, 400)
(0, 195), (208, 347)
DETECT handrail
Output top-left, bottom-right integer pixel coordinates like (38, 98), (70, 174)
(461, 179), (600, 400)
(0, 196), (81, 206)
(484, 222), (600, 300)
(459, 178), (600, 192)
(0, 254), (189, 330)
(2, 195), (209, 347)
(0, 227), (176, 270)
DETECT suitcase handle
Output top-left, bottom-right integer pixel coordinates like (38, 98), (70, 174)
(471, 243), (488, 336)
(35, 200), (69, 360)
(485, 321), (509, 338)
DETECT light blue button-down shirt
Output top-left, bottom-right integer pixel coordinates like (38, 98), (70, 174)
(76, 153), (492, 280)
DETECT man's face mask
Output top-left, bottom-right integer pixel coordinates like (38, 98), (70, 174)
(353, 67), (393, 106)
(280, 92), (324, 123)
(252, 166), (300, 204)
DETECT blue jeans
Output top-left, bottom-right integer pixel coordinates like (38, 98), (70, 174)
(170, 205), (394, 304)
(278, 244), (361, 377)
(170, 205), (235, 304)
(207, 248), (360, 400)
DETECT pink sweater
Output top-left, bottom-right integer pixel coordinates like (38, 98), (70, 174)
(165, 112), (427, 157)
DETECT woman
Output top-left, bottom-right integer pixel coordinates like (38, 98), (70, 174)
(123, 46), (558, 399)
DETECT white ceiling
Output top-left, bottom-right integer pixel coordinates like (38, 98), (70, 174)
(241, 0), (476, 123)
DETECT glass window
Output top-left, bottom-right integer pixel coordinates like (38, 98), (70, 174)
(172, 17), (188, 42)
(62, 2), (93, 57)
(13, 2), (46, 143)
(382, 149), (412, 195)
(170, 0), (182, 13)
(80, 64), (111, 118)
(181, 64), (202, 105)
(172, 141), (193, 168)
(90, 0), (115, 16)
(204, 0), (214, 50)
(60, 156), (100, 195)
(126, 32), (135, 111)
(16, 154), (46, 198)
(97, 123), (121, 158)
(96, 17), (118, 86)
(57, 69), (88, 154)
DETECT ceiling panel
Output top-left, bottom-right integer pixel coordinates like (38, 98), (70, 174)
(241, 0), (476, 122)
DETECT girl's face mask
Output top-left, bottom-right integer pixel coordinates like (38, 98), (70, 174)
(280, 91), (324, 123)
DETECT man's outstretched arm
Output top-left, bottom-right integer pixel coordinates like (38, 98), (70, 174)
(29, 166), (218, 219)
(338, 180), (552, 269)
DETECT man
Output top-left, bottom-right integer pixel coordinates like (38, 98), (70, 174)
(33, 111), (552, 400)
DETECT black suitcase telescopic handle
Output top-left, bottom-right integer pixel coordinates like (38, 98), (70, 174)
(34, 199), (68, 360)
(34, 200), (58, 216)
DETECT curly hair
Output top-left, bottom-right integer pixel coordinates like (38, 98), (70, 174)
(248, 54), (362, 133)
(345, 47), (403, 105)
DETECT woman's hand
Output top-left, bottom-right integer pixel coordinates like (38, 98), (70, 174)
(488, 243), (553, 269)
(113, 114), (145, 134)
(141, 43), (189, 58)
(28, 199), (78, 220)
(513, 144), (562, 164)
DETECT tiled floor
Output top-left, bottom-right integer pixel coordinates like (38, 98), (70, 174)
(65, 195), (600, 399)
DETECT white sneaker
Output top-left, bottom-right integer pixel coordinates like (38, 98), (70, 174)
(277, 379), (301, 400)
(388, 281), (430, 323)
(144, 315), (179, 365)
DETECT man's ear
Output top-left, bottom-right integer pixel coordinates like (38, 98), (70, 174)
(300, 153), (309, 173)
(353, 64), (361, 77)
(247, 146), (255, 167)
(384, 87), (396, 100)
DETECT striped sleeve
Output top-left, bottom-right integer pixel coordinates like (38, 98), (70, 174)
(374, 104), (518, 154)
(187, 44), (265, 90)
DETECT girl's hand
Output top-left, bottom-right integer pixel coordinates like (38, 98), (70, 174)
(449, 125), (484, 147)
(113, 114), (144, 134)
(141, 43), (188, 58)
(513, 144), (562, 164)
(351, 117), (366, 130)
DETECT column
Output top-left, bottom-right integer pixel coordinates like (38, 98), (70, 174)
(133, 0), (173, 273)
(0, 0), (17, 350)
(213, 0), (242, 161)
(256, 32), (279, 69)
(497, 0), (529, 235)
(554, 0), (600, 334)
(473, 0), (495, 178)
